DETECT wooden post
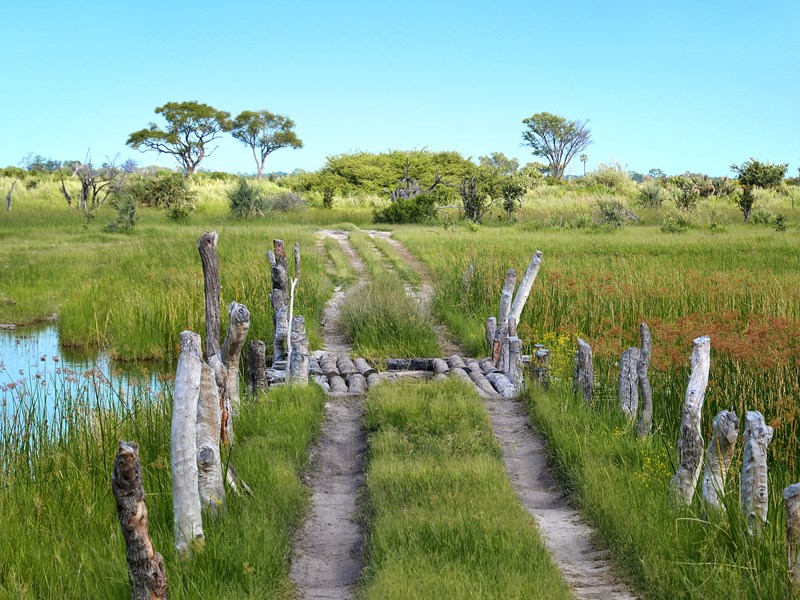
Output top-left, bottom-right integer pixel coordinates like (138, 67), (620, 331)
(618, 347), (640, 420)
(507, 336), (523, 393)
(670, 336), (711, 507)
(509, 250), (543, 325)
(740, 410), (773, 535)
(247, 340), (268, 395)
(293, 241), (301, 279)
(783, 483), (800, 587)
(498, 268), (517, 325)
(701, 410), (739, 512)
(112, 441), (168, 600)
(171, 331), (204, 555)
(285, 278), (298, 376)
(493, 319), (509, 368)
(221, 301), (250, 417)
(196, 360), (225, 517)
(5, 179), (17, 211)
(573, 338), (593, 405)
(197, 232), (221, 360)
(289, 316), (310, 384)
(485, 317), (497, 356)
(636, 323), (654, 437)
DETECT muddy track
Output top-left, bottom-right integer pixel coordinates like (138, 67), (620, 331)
(362, 232), (636, 599)
(290, 230), (367, 600)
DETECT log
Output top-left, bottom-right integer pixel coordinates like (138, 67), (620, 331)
(197, 232), (221, 359)
(289, 316), (310, 384)
(670, 336), (711, 506)
(347, 373), (367, 394)
(196, 360), (225, 517)
(485, 371), (516, 399)
(701, 410), (739, 513)
(740, 411), (773, 535)
(485, 317), (497, 355)
(112, 441), (168, 600)
(448, 367), (472, 384)
(465, 358), (482, 374)
(618, 347), (640, 420)
(783, 483), (800, 587)
(309, 356), (323, 376)
(447, 355), (466, 370)
(366, 372), (382, 388)
(498, 268), (517, 325)
(5, 179), (16, 211)
(171, 331), (204, 555)
(313, 374), (331, 391)
(480, 357), (500, 375)
(468, 369), (500, 398)
(573, 338), (593, 405)
(508, 336), (523, 393)
(636, 323), (654, 437)
(293, 241), (301, 279)
(337, 355), (358, 378)
(384, 358), (435, 371)
(509, 250), (543, 325)
(431, 358), (449, 374)
(354, 357), (377, 377)
(320, 353), (340, 378)
(221, 301), (250, 417)
(247, 340), (268, 395)
(328, 375), (348, 394)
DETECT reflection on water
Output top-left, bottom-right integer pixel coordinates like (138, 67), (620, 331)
(0, 325), (170, 417)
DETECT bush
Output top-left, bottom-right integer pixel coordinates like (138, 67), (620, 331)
(661, 212), (690, 233)
(638, 182), (668, 208)
(750, 207), (774, 224)
(104, 193), (138, 232)
(582, 162), (636, 194)
(373, 193), (437, 224)
(265, 190), (306, 212)
(227, 178), (265, 218)
(595, 199), (636, 228)
(775, 214), (787, 232)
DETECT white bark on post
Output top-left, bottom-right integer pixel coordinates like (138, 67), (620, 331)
(247, 340), (267, 395)
(701, 410), (739, 513)
(636, 323), (654, 437)
(112, 441), (168, 600)
(618, 347), (640, 420)
(197, 232), (221, 360)
(509, 250), (543, 325)
(485, 317), (497, 355)
(783, 483), (800, 587)
(740, 411), (774, 535)
(289, 316), (310, 384)
(507, 336), (523, 393)
(196, 361), (225, 517)
(669, 336), (711, 507)
(498, 268), (517, 326)
(171, 331), (204, 555)
(573, 338), (593, 405)
(221, 301), (250, 417)
(293, 241), (301, 279)
(285, 278), (298, 377)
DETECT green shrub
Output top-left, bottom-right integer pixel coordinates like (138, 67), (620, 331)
(227, 178), (265, 218)
(594, 198), (634, 228)
(638, 182), (668, 208)
(582, 162), (636, 194)
(265, 190), (306, 212)
(750, 207), (774, 224)
(373, 193), (437, 224)
(104, 193), (138, 232)
(775, 214), (787, 232)
(661, 212), (690, 233)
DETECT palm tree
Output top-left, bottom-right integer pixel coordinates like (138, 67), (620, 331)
(580, 154), (588, 176)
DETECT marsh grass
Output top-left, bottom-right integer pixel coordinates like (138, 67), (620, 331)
(0, 377), (325, 598)
(362, 379), (572, 599)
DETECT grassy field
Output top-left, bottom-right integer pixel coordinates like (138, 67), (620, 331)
(362, 379), (572, 599)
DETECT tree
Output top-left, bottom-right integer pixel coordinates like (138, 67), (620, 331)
(521, 112), (591, 179)
(648, 168), (665, 179)
(231, 110), (303, 178)
(730, 158), (787, 222)
(580, 153), (588, 176)
(126, 102), (231, 175)
(478, 152), (519, 175)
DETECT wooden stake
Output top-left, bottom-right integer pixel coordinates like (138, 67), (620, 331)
(509, 250), (543, 325)
(289, 316), (310, 384)
(112, 441), (168, 600)
(196, 360), (225, 517)
(670, 336), (711, 507)
(247, 340), (268, 395)
(701, 410), (738, 513)
(618, 347), (640, 420)
(221, 301), (250, 417)
(5, 179), (17, 211)
(783, 483), (800, 587)
(197, 232), (221, 360)
(498, 268), (517, 325)
(741, 411), (773, 535)
(573, 338), (593, 405)
(636, 323), (654, 437)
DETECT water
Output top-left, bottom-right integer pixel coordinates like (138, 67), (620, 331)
(0, 324), (170, 418)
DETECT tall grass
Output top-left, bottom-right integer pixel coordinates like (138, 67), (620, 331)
(362, 379), (572, 599)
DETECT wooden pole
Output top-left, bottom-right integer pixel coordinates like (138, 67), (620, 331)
(289, 316), (310, 384)
(783, 483), (800, 587)
(670, 336), (711, 507)
(197, 232), (221, 360)
(618, 347), (640, 420)
(573, 338), (593, 405)
(112, 441), (168, 600)
(701, 410), (739, 513)
(247, 340), (268, 395)
(5, 179), (17, 211)
(285, 278), (298, 377)
(509, 250), (543, 325)
(221, 301), (250, 417)
(171, 331), (204, 555)
(196, 360), (225, 517)
(485, 317), (497, 356)
(740, 411), (774, 535)
(498, 268), (517, 325)
(293, 241), (301, 279)
(507, 336), (523, 393)
(636, 323), (654, 437)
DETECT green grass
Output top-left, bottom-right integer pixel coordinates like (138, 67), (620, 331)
(361, 379), (572, 599)
(0, 380), (325, 598)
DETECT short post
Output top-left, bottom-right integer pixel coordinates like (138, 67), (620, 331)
(669, 336), (711, 506)
(532, 344), (550, 389)
(783, 483), (800, 587)
(701, 410), (739, 513)
(196, 360), (225, 517)
(289, 316), (310, 384)
(740, 411), (773, 535)
(636, 323), (654, 437)
(221, 301), (250, 417)
(507, 336), (523, 392)
(618, 347), (640, 420)
(112, 441), (168, 600)
(247, 340), (268, 395)
(573, 338), (593, 405)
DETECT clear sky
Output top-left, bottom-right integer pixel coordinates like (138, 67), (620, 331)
(2, 1), (798, 177)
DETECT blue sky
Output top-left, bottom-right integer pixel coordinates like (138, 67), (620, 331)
(3, 1), (798, 177)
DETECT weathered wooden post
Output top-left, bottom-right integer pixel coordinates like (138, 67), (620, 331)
(636, 323), (654, 437)
(485, 317), (497, 356)
(112, 441), (168, 600)
(740, 411), (773, 535)
(289, 316), (310, 384)
(221, 301), (250, 417)
(783, 483), (800, 587)
(670, 335), (711, 506)
(573, 338), (593, 405)
(618, 347), (640, 420)
(507, 336), (523, 393)
(701, 410), (739, 513)
(247, 340), (268, 395)
(268, 240), (290, 363)
(196, 360), (225, 517)
(197, 232), (221, 360)
(6, 179), (17, 211)
(532, 344), (551, 389)
(171, 331), (204, 555)
(509, 250), (543, 325)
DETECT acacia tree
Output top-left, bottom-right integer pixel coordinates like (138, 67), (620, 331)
(521, 112), (591, 179)
(730, 158), (787, 221)
(126, 102), (231, 175)
(230, 111), (303, 178)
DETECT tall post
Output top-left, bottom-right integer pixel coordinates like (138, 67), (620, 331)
(247, 340), (268, 395)
(701, 410), (739, 512)
(509, 250), (543, 325)
(618, 347), (640, 420)
(221, 301), (250, 417)
(740, 411), (773, 535)
(196, 360), (225, 517)
(573, 338), (593, 405)
(636, 323), (654, 437)
(197, 232), (221, 360)
(784, 483), (800, 588)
